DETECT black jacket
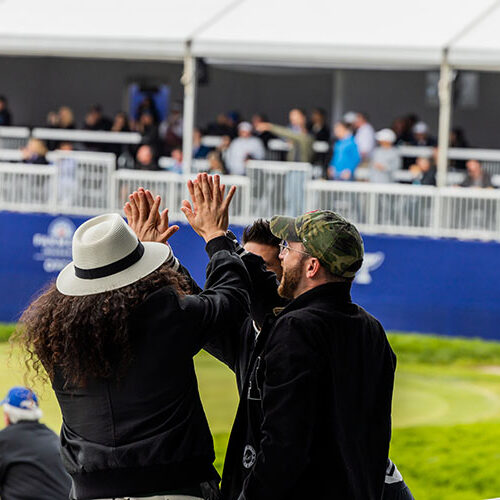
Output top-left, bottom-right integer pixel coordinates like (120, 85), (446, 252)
(219, 282), (396, 500)
(203, 251), (285, 392)
(52, 236), (250, 500)
(0, 421), (71, 500)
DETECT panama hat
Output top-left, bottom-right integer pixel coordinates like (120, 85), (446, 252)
(56, 213), (171, 296)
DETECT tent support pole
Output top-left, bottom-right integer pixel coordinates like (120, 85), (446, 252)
(182, 41), (197, 175)
(437, 50), (453, 188)
(331, 70), (345, 124)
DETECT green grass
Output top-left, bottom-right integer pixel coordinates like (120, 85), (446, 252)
(2, 331), (500, 499)
(0, 323), (15, 343)
(388, 332), (500, 365)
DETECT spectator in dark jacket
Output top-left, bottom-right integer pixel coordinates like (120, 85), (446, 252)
(193, 127), (211, 159)
(411, 121), (437, 147)
(215, 210), (395, 500)
(460, 159), (493, 188)
(308, 108), (330, 142)
(409, 156), (436, 186)
(17, 177), (249, 500)
(0, 96), (12, 126)
(83, 104), (112, 131)
(251, 113), (276, 148)
(0, 386), (71, 500)
(112, 111), (131, 133)
(57, 106), (76, 130)
(135, 144), (160, 171)
(22, 138), (49, 165)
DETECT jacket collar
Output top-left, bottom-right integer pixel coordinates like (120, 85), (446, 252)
(277, 282), (352, 317)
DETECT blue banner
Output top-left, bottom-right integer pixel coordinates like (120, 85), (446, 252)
(1, 211), (498, 339)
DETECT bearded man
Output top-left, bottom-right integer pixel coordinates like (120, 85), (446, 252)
(220, 210), (397, 500)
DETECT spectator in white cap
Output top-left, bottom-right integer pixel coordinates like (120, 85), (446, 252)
(411, 121), (437, 146)
(343, 111), (357, 125)
(369, 128), (402, 183)
(225, 121), (265, 175)
(0, 386), (71, 499)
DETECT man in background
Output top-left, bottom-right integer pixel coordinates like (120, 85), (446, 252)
(0, 386), (71, 500)
(353, 112), (376, 165)
(411, 121), (437, 147)
(135, 144), (160, 171)
(460, 159), (493, 188)
(225, 122), (265, 176)
(242, 218), (282, 280)
(256, 108), (314, 163)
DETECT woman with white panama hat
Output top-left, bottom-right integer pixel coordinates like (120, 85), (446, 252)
(16, 174), (250, 500)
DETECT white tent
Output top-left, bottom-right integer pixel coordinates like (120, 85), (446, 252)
(0, 0), (235, 60)
(192, 0), (496, 69)
(449, 2), (500, 70)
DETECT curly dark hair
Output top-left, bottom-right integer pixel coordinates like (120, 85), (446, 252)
(14, 263), (190, 388)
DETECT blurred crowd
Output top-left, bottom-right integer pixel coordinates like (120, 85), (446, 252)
(0, 94), (494, 188)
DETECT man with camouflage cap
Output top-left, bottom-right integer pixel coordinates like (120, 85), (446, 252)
(220, 209), (397, 500)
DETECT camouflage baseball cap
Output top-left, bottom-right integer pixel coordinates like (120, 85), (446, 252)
(270, 210), (364, 278)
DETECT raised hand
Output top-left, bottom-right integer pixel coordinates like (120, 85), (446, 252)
(181, 173), (236, 242)
(124, 187), (179, 244)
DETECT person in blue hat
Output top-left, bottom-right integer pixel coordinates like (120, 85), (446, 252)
(0, 386), (71, 500)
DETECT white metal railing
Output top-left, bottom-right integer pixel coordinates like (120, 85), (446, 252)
(397, 146), (500, 177)
(246, 160), (313, 218)
(306, 180), (500, 241)
(0, 149), (24, 162)
(0, 163), (56, 212)
(1, 161), (500, 241)
(439, 187), (500, 239)
(353, 167), (468, 186)
(201, 135), (223, 148)
(48, 151), (115, 215)
(32, 128), (142, 145)
(0, 126), (30, 149)
(113, 171), (251, 225)
(306, 180), (437, 236)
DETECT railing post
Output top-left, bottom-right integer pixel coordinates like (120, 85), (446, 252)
(109, 168), (117, 214)
(368, 190), (377, 227)
(437, 50), (453, 188)
(50, 164), (59, 214)
(432, 188), (442, 237)
(181, 41), (197, 176)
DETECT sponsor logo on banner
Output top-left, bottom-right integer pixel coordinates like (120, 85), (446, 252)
(355, 251), (385, 285)
(32, 217), (75, 273)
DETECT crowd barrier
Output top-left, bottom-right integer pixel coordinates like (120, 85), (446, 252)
(246, 160), (312, 218)
(0, 126), (30, 149)
(2, 157), (500, 242)
(306, 180), (500, 240)
(1, 211), (498, 340)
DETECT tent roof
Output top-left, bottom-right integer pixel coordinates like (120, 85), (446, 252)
(1, 0), (500, 70)
(0, 0), (235, 60)
(192, 0), (496, 69)
(449, 2), (500, 70)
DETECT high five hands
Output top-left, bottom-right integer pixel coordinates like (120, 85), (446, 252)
(124, 173), (237, 244)
(124, 188), (179, 244)
(181, 173), (236, 242)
